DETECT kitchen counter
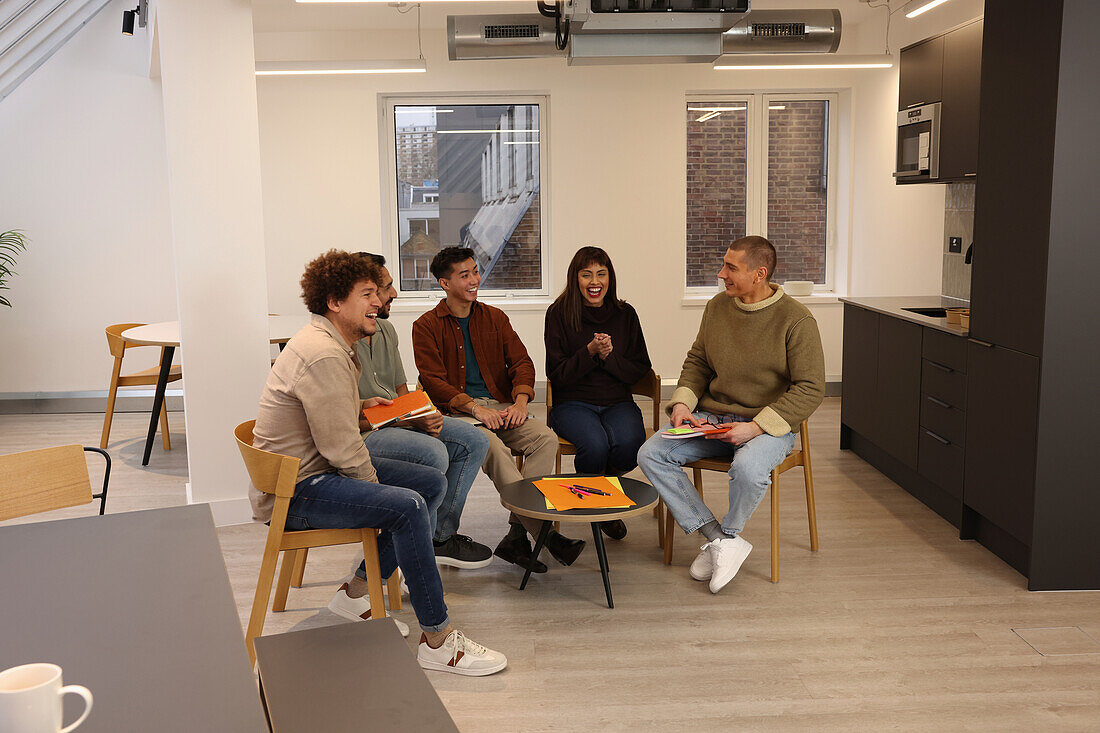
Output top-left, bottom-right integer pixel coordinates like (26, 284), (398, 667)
(840, 296), (969, 336)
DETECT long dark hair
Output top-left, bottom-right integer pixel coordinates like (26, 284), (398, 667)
(551, 246), (624, 332)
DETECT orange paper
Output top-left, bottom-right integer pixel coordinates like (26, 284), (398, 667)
(532, 476), (636, 511)
(361, 390), (436, 429)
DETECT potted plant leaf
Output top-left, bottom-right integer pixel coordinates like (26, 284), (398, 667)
(0, 230), (28, 308)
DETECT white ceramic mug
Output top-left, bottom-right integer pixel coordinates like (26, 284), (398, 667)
(0, 663), (93, 732)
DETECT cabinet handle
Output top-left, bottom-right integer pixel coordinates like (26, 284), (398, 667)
(927, 360), (954, 373)
(964, 172), (977, 177)
(906, 101), (926, 108)
(925, 430), (951, 446)
(968, 338), (994, 348)
(927, 396), (952, 408)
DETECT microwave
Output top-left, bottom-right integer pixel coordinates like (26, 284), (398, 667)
(895, 102), (941, 182)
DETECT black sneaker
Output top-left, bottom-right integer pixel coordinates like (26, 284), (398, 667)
(599, 520), (628, 541)
(493, 531), (548, 573)
(545, 531), (586, 566)
(434, 534), (493, 570)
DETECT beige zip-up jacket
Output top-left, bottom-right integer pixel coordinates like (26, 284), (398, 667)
(250, 315), (378, 522)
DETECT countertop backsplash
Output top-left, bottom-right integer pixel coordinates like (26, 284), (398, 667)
(942, 182), (976, 300)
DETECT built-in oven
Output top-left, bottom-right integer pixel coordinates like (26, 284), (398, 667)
(895, 102), (940, 182)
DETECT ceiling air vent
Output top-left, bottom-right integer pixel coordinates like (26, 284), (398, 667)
(724, 9), (841, 54)
(752, 22), (807, 38)
(484, 24), (542, 41)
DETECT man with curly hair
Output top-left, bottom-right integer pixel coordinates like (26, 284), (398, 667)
(252, 249), (507, 677)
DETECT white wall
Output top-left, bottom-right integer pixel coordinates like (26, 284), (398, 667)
(1, 0), (985, 396)
(0, 0), (176, 393)
(255, 20), (957, 386)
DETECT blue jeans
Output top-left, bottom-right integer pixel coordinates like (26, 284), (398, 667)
(549, 400), (646, 475)
(284, 461), (450, 632)
(637, 412), (796, 538)
(363, 416), (490, 543)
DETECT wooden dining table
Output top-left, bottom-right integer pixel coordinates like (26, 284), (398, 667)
(121, 315), (308, 465)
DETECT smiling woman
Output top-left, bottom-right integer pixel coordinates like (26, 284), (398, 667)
(544, 247), (653, 539)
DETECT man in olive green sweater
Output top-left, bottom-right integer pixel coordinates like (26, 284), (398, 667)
(638, 236), (825, 594)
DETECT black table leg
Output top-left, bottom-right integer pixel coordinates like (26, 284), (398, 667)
(591, 522), (614, 608)
(142, 345), (175, 466)
(519, 521), (552, 591)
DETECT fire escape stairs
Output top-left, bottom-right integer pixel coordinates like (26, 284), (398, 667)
(0, 0), (115, 103)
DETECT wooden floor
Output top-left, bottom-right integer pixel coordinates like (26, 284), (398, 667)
(3, 398), (1100, 731)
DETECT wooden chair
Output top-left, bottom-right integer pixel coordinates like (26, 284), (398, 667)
(661, 419), (818, 582)
(0, 445), (111, 521)
(234, 420), (400, 664)
(101, 323), (183, 450)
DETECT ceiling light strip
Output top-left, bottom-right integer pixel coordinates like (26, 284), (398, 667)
(904, 0), (952, 19)
(255, 59), (426, 76)
(715, 54), (893, 70)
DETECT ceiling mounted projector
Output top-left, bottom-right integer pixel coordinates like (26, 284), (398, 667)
(448, 5), (842, 65)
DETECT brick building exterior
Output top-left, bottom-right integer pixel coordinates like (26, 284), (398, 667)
(686, 107), (748, 287)
(480, 193), (542, 290)
(396, 125), (437, 184)
(686, 101), (828, 286)
(766, 101), (828, 283)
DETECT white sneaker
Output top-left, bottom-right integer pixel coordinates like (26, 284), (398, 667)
(417, 630), (508, 677)
(689, 544), (713, 581)
(327, 584), (410, 637)
(708, 536), (753, 594)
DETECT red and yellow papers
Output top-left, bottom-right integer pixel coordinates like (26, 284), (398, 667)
(532, 476), (636, 511)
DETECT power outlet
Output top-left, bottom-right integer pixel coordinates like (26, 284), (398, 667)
(948, 236), (963, 253)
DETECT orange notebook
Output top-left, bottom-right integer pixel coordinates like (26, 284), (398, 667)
(361, 390), (437, 429)
(532, 476), (636, 511)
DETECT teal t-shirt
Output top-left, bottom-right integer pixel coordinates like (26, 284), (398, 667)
(456, 315), (492, 399)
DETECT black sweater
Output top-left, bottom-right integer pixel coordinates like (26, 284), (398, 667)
(544, 300), (652, 406)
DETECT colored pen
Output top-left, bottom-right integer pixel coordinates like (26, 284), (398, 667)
(571, 485), (611, 496)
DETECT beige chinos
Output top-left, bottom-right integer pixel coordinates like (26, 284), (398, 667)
(471, 398), (558, 537)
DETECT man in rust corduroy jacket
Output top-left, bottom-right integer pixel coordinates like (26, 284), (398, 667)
(413, 298), (536, 413)
(412, 247), (586, 572)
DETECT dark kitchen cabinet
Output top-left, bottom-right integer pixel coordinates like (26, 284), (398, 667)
(898, 35), (944, 110)
(840, 304), (922, 469)
(963, 342), (1040, 546)
(875, 317), (922, 469)
(939, 19), (983, 180)
(842, 305), (967, 527)
(897, 20), (983, 183)
(840, 304), (878, 439)
(969, 6), (1058, 358)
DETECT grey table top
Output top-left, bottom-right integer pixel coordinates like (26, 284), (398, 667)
(500, 474), (660, 523)
(254, 619), (458, 733)
(839, 295), (970, 336)
(0, 505), (267, 733)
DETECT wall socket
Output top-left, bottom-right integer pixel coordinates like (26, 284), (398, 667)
(948, 236), (963, 253)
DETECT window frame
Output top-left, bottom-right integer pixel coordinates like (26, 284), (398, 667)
(380, 94), (551, 300)
(684, 92), (839, 295)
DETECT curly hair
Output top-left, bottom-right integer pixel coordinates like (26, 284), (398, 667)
(300, 249), (383, 315)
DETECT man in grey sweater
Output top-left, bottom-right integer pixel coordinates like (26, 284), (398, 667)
(638, 236), (825, 594)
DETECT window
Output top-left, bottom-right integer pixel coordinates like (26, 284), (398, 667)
(686, 94), (837, 291)
(384, 99), (548, 295)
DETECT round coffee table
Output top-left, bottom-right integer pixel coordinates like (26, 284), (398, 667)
(499, 475), (659, 608)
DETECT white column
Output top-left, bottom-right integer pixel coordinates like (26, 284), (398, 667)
(156, 0), (270, 524)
